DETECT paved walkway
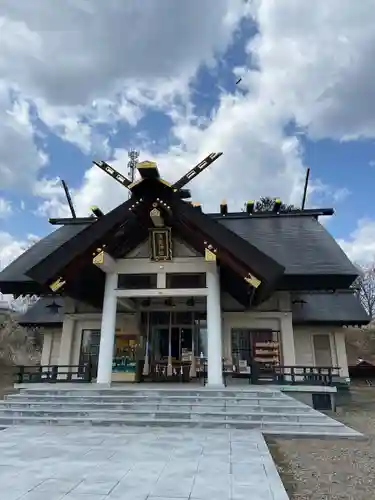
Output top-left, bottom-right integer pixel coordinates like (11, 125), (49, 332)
(0, 426), (289, 500)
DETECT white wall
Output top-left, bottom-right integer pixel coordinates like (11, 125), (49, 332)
(293, 326), (349, 377)
(41, 327), (62, 365)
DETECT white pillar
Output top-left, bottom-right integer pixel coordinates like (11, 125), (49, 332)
(167, 313), (173, 376)
(334, 331), (349, 378)
(190, 327), (196, 378)
(97, 273), (117, 385)
(206, 265), (224, 387)
(58, 317), (75, 366)
(280, 312), (296, 382)
(41, 331), (53, 366)
(143, 312), (150, 376)
(280, 312), (296, 365)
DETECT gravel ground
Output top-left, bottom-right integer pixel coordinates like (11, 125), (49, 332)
(267, 385), (375, 500)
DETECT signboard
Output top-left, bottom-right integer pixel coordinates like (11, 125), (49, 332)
(150, 228), (172, 261)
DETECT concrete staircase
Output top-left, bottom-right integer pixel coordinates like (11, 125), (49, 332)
(0, 387), (362, 438)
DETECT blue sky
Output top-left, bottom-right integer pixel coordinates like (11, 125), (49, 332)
(0, 0), (375, 267)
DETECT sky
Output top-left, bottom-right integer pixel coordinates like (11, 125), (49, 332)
(1, 0), (375, 278)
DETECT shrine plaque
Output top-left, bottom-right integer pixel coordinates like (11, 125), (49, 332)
(150, 228), (172, 261)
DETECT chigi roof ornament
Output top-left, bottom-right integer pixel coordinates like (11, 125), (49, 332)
(48, 152), (223, 227)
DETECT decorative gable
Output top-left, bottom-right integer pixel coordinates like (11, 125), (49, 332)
(124, 237), (201, 259)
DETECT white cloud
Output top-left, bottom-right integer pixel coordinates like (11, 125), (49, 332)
(1, 0), (374, 261)
(0, 198), (12, 217)
(337, 219), (375, 264)
(0, 85), (47, 189)
(249, 0), (375, 140)
(0, 232), (27, 270)
(0, 0), (248, 153)
(0, 0), (245, 106)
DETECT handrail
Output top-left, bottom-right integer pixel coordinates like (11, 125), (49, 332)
(15, 363), (93, 384)
(201, 362), (341, 386)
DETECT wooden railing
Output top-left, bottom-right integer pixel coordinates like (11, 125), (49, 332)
(270, 365), (340, 386)
(201, 361), (340, 387)
(15, 364), (93, 384)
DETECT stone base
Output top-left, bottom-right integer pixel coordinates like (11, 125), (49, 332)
(204, 383), (225, 389)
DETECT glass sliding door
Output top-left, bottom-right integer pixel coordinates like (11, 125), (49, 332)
(231, 329), (281, 376)
(79, 329), (101, 378)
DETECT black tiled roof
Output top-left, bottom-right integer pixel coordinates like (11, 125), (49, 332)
(0, 224), (89, 293)
(17, 297), (65, 325)
(0, 213), (359, 293)
(219, 216), (357, 277)
(292, 290), (370, 325)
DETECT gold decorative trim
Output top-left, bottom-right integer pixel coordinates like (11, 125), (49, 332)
(244, 273), (261, 288)
(93, 251), (104, 265)
(138, 160), (157, 169)
(128, 179), (143, 189)
(204, 248), (216, 261)
(50, 277), (66, 292)
(159, 178), (172, 187)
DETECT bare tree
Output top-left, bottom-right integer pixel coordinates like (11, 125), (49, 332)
(353, 264), (375, 318)
(254, 196), (295, 212)
(0, 317), (40, 366)
(5, 236), (41, 313)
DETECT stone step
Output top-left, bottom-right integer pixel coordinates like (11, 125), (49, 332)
(0, 407), (331, 423)
(0, 400), (313, 413)
(0, 415), (348, 433)
(18, 388), (283, 398)
(7, 394), (292, 405)
(264, 429), (364, 439)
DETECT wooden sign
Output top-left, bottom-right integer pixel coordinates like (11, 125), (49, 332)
(150, 228), (172, 261)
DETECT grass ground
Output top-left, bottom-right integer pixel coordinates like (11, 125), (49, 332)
(267, 384), (375, 500)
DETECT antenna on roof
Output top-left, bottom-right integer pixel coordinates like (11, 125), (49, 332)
(128, 150), (139, 199)
(128, 150), (139, 184)
(301, 168), (310, 210)
(61, 180), (76, 219)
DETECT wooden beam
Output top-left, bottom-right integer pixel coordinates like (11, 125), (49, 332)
(27, 197), (145, 286)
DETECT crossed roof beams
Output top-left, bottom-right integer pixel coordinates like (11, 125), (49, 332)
(50, 153), (223, 226)
(25, 150), (284, 305)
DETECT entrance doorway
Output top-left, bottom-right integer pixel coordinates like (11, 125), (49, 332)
(231, 328), (281, 382)
(152, 325), (193, 361)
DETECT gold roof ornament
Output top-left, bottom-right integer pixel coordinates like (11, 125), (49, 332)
(205, 248), (216, 261)
(93, 251), (104, 265)
(50, 277), (66, 292)
(138, 160), (157, 169)
(244, 273), (261, 288)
